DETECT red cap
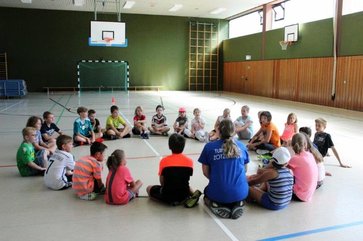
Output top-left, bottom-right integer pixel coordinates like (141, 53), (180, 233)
(179, 107), (186, 112)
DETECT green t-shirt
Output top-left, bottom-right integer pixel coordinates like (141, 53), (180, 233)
(16, 142), (35, 176)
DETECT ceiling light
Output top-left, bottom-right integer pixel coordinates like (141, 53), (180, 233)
(73, 0), (85, 6)
(169, 4), (183, 12)
(21, 0), (32, 3)
(210, 8), (226, 15)
(123, 1), (135, 9)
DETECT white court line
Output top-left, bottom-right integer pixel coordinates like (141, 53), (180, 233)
(0, 100), (24, 113)
(204, 207), (240, 241)
(120, 112), (161, 158)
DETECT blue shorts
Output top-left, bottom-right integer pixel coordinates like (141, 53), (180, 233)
(260, 193), (287, 210)
(127, 189), (136, 201)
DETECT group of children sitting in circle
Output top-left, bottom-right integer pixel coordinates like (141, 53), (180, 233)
(16, 103), (351, 220)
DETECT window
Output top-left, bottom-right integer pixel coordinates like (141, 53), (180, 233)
(272, 0), (334, 29)
(343, 0), (363, 15)
(229, 11), (262, 38)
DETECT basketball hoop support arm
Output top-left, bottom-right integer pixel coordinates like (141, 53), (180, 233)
(93, 0), (122, 22)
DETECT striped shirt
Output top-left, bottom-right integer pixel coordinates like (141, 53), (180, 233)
(268, 168), (293, 207)
(72, 155), (102, 196)
(151, 114), (168, 128)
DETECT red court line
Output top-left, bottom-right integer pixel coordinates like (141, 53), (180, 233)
(0, 152), (202, 168)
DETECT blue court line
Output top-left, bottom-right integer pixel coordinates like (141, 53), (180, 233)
(258, 220), (363, 241)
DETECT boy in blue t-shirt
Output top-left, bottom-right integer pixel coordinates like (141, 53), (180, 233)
(73, 106), (95, 145)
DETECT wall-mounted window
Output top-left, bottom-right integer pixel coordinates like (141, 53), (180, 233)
(272, 0), (334, 29)
(229, 11), (262, 39)
(343, 0), (363, 15)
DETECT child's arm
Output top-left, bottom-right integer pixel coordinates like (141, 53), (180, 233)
(331, 146), (351, 168)
(248, 168), (277, 186)
(202, 164), (210, 179)
(27, 161), (46, 171)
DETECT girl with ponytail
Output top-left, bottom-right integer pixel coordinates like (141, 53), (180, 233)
(104, 149), (143, 205)
(198, 119), (249, 220)
(288, 133), (318, 202)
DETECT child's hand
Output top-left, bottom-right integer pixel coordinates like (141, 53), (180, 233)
(340, 163), (352, 168)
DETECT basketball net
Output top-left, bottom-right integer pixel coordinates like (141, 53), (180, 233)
(279, 41), (291, 51)
(104, 37), (114, 46)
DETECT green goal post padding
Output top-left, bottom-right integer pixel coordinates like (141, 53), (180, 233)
(77, 60), (129, 91)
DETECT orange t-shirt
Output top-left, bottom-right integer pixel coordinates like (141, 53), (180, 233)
(263, 122), (281, 147)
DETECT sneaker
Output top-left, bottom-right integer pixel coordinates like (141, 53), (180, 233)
(184, 190), (202, 208)
(204, 197), (231, 218)
(162, 132), (169, 136)
(109, 135), (117, 140)
(144, 133), (149, 139)
(123, 133), (131, 138)
(231, 202), (244, 219)
(256, 149), (271, 155)
(79, 192), (97, 201)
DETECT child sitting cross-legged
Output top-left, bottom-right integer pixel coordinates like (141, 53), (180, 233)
(16, 127), (47, 177)
(147, 133), (202, 207)
(72, 142), (107, 201)
(248, 147), (294, 210)
(104, 149), (143, 205)
(44, 135), (75, 190)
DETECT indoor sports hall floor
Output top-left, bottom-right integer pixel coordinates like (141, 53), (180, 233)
(1, 91), (363, 241)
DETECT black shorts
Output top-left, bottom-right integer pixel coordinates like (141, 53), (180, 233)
(149, 185), (189, 205)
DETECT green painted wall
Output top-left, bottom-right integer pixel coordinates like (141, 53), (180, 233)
(224, 12), (363, 62)
(340, 11), (363, 56)
(0, 7), (227, 91)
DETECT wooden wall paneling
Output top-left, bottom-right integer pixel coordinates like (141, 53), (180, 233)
(274, 59), (299, 101)
(335, 56), (350, 109)
(349, 57), (363, 110)
(298, 58), (333, 106)
(248, 61), (274, 97)
(223, 63), (232, 91)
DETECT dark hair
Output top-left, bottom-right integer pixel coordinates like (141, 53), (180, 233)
(219, 119), (240, 158)
(110, 105), (119, 113)
(43, 111), (52, 120)
(260, 111), (272, 122)
(107, 149), (125, 171)
(77, 106), (88, 114)
(90, 142), (107, 156)
(168, 133), (185, 154)
(56, 135), (73, 150)
(299, 126), (312, 137)
(26, 116), (42, 128)
(156, 105), (164, 111)
(88, 109), (96, 115)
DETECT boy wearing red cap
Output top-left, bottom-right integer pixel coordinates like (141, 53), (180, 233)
(173, 107), (190, 136)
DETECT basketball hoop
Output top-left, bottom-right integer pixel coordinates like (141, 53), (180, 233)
(104, 37), (114, 46)
(279, 41), (292, 50)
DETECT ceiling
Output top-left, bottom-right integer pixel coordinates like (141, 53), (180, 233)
(0, 0), (273, 19)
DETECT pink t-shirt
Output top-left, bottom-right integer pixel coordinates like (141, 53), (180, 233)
(105, 166), (134, 205)
(288, 151), (318, 202)
(280, 123), (296, 142)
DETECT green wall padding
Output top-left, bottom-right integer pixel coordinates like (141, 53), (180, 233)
(340, 12), (363, 56)
(0, 7), (228, 91)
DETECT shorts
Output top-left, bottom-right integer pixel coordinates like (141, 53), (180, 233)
(128, 189), (136, 201)
(149, 185), (188, 204)
(260, 193), (287, 210)
(27, 150), (46, 176)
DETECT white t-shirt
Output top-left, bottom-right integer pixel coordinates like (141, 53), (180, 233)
(191, 117), (206, 132)
(44, 149), (75, 190)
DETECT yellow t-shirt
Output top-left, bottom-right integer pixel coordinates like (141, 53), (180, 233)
(106, 115), (126, 129)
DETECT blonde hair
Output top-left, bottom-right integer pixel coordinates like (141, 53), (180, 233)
(300, 132), (323, 163)
(315, 118), (327, 128)
(287, 113), (298, 124)
(291, 133), (306, 154)
(134, 106), (143, 116)
(242, 105), (249, 112)
(219, 119), (240, 158)
(22, 127), (36, 138)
